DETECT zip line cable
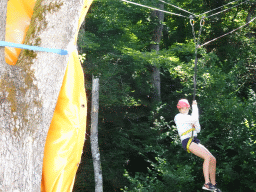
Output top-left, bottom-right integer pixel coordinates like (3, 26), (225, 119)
(120, 0), (249, 19)
(120, 0), (189, 18)
(159, 0), (248, 18)
(191, 15), (255, 98)
(191, 13), (255, 99)
(206, 0), (249, 18)
(198, 0), (241, 16)
(158, 0), (197, 17)
(200, 15), (256, 47)
(119, 0), (254, 99)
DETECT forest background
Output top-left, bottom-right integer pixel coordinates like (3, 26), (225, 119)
(73, 0), (256, 191)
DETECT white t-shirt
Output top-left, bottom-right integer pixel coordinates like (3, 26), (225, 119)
(174, 104), (201, 141)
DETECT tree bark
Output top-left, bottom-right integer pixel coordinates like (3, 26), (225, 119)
(90, 76), (103, 192)
(246, 4), (256, 93)
(246, 4), (256, 23)
(0, 1), (8, 73)
(150, 2), (164, 103)
(0, 0), (84, 191)
(246, 4), (256, 39)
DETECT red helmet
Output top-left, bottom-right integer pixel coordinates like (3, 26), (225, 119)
(177, 99), (190, 109)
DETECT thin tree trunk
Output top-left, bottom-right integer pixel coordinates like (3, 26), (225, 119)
(150, 2), (164, 103)
(90, 76), (103, 192)
(246, 4), (256, 38)
(246, 4), (256, 93)
(0, 0), (84, 191)
(246, 4), (256, 23)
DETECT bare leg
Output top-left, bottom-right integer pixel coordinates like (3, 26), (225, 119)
(189, 142), (216, 185)
(198, 144), (216, 185)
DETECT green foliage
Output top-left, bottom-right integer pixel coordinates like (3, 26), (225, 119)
(120, 113), (197, 192)
(74, 0), (256, 191)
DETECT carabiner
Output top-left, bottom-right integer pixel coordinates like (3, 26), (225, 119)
(200, 16), (205, 27)
(189, 15), (195, 26)
(190, 19), (195, 26)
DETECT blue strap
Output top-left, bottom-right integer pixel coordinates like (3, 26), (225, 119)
(0, 41), (68, 55)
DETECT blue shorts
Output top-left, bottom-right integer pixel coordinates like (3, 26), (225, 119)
(182, 137), (200, 151)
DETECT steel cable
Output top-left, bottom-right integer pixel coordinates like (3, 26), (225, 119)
(198, 0), (241, 16)
(120, 0), (189, 18)
(158, 0), (197, 17)
(206, 0), (250, 18)
(200, 15), (256, 47)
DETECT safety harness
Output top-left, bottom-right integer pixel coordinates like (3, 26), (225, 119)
(181, 126), (195, 153)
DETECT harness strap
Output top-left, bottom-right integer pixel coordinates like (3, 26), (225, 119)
(0, 41), (68, 55)
(186, 137), (194, 153)
(189, 16), (205, 100)
(181, 127), (195, 136)
(181, 126), (196, 153)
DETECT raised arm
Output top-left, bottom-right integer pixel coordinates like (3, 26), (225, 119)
(192, 100), (200, 133)
(175, 101), (200, 128)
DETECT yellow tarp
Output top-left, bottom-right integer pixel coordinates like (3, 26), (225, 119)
(5, 0), (93, 191)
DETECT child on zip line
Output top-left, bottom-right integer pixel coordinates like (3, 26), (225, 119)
(174, 99), (222, 192)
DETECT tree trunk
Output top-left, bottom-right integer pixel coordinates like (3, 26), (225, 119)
(0, 0), (84, 191)
(246, 4), (256, 93)
(90, 76), (103, 192)
(150, 2), (164, 103)
(246, 4), (256, 38)
(246, 4), (256, 23)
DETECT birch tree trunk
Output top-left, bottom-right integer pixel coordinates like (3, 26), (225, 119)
(90, 76), (103, 192)
(0, 0), (84, 191)
(150, 2), (164, 103)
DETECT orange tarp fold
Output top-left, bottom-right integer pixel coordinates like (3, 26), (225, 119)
(5, 0), (93, 191)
